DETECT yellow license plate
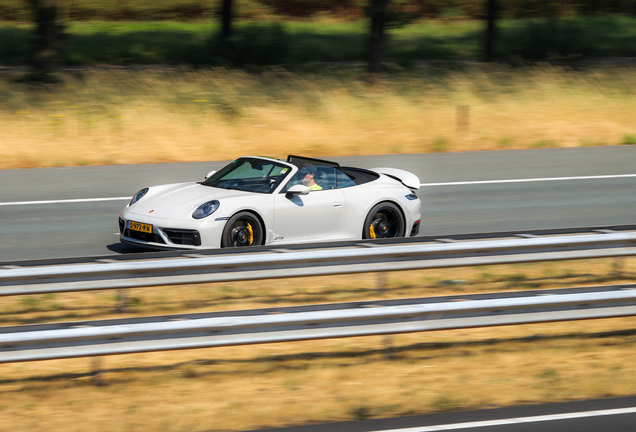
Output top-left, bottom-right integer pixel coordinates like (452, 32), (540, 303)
(128, 221), (152, 233)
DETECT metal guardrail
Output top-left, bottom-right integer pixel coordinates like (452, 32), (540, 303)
(4, 224), (636, 268)
(1, 225), (635, 364)
(1, 228), (636, 296)
(2, 285), (636, 363)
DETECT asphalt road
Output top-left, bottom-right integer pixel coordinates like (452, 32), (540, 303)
(245, 396), (636, 432)
(1, 146), (635, 262)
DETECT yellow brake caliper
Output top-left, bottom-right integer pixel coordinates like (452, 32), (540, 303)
(369, 224), (376, 239)
(247, 223), (254, 246)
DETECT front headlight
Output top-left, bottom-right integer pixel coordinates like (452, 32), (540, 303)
(129, 188), (149, 206)
(405, 193), (418, 201)
(192, 200), (220, 219)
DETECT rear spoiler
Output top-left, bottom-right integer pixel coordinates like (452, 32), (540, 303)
(369, 167), (420, 191)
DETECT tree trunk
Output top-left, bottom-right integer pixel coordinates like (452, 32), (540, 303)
(368, 0), (388, 73)
(220, 0), (233, 40)
(484, 0), (497, 62)
(31, 0), (64, 80)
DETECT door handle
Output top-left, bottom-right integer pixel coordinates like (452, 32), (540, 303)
(332, 202), (343, 207)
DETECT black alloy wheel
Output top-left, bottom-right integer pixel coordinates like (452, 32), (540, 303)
(221, 212), (264, 247)
(362, 202), (405, 239)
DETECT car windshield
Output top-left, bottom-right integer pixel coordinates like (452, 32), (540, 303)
(202, 157), (292, 194)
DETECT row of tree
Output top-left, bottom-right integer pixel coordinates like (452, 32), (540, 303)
(26, 0), (499, 80)
(7, 0), (636, 21)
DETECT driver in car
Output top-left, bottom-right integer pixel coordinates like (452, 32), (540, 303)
(300, 165), (323, 191)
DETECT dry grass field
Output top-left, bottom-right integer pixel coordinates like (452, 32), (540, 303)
(1, 258), (636, 431)
(1, 64), (635, 170)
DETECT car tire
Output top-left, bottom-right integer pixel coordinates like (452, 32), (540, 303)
(221, 212), (264, 248)
(362, 202), (405, 239)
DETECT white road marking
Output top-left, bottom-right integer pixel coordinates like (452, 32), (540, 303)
(1, 173), (635, 207)
(420, 173), (636, 187)
(0, 197), (131, 207)
(371, 406), (636, 431)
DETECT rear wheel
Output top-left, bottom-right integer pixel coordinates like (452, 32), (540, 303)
(362, 202), (405, 239)
(221, 212), (264, 248)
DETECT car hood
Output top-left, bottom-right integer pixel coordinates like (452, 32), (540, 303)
(129, 182), (250, 219)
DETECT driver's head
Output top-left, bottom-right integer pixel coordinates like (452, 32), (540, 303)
(300, 164), (317, 186)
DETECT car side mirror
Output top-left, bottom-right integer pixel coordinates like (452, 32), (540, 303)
(205, 170), (216, 180)
(285, 184), (310, 199)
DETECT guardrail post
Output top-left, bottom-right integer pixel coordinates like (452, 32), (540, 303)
(383, 335), (394, 359)
(613, 257), (625, 277)
(91, 357), (105, 386)
(377, 272), (388, 293)
(116, 289), (128, 313)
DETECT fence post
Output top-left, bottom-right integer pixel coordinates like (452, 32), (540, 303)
(91, 356), (105, 386)
(457, 105), (470, 132)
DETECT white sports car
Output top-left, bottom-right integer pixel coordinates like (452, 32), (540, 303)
(119, 155), (421, 250)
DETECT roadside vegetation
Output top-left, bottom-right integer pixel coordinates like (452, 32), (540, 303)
(1, 258), (636, 431)
(3, 16), (636, 66)
(1, 64), (635, 169)
(2, 0), (636, 22)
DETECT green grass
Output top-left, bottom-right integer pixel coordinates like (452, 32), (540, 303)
(531, 139), (560, 149)
(622, 134), (636, 144)
(2, 17), (636, 66)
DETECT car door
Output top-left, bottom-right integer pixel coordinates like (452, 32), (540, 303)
(272, 188), (346, 243)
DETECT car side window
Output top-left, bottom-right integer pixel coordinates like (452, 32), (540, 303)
(283, 165), (357, 192)
(334, 169), (356, 189)
(283, 165), (334, 192)
(314, 166), (335, 190)
(283, 170), (304, 192)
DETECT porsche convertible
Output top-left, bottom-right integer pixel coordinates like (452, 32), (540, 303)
(119, 155), (421, 250)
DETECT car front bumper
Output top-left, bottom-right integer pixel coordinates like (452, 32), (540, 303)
(119, 210), (226, 250)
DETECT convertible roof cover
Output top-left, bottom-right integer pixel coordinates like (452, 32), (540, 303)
(287, 155), (340, 170)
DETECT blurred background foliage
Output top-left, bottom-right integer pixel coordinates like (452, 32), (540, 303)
(2, 1), (636, 67)
(2, 0), (636, 21)
(2, 16), (636, 66)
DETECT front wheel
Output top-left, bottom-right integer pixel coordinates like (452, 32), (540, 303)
(221, 212), (264, 248)
(362, 202), (405, 239)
